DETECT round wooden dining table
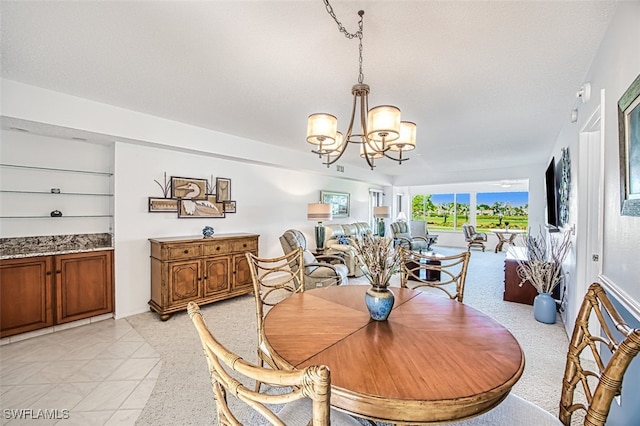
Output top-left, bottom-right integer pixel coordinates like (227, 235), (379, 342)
(263, 285), (525, 424)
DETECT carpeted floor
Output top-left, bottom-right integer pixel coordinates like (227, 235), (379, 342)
(129, 246), (570, 425)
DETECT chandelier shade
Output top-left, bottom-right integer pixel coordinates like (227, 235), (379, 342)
(367, 105), (401, 143)
(388, 121), (417, 151)
(306, 113), (337, 146)
(305, 4), (417, 170)
(319, 131), (343, 155)
(360, 141), (384, 159)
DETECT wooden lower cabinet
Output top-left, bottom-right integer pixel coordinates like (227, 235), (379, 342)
(149, 233), (258, 320)
(0, 256), (54, 337)
(0, 250), (114, 338)
(56, 251), (114, 324)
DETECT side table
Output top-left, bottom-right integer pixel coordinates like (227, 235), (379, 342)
(405, 251), (443, 281)
(491, 229), (526, 253)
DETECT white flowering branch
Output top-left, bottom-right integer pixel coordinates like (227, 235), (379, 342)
(349, 234), (402, 287)
(516, 228), (572, 294)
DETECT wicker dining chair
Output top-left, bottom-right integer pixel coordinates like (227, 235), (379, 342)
(246, 248), (306, 391)
(400, 250), (471, 303)
(450, 282), (640, 426)
(187, 302), (361, 426)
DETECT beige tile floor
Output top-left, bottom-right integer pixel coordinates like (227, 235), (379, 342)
(0, 319), (161, 425)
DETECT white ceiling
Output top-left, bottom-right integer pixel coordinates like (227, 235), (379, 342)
(0, 1), (617, 185)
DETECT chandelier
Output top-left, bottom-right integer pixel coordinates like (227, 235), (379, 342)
(306, 2), (416, 170)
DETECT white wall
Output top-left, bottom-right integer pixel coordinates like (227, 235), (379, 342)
(113, 142), (378, 317)
(550, 1), (640, 322)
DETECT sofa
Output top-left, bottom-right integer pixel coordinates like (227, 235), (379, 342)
(323, 222), (372, 277)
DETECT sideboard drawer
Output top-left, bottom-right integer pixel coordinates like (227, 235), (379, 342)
(231, 239), (257, 253)
(203, 241), (232, 256)
(168, 245), (203, 260)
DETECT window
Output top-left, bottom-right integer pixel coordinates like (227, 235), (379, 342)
(411, 193), (469, 231)
(369, 189), (384, 231)
(411, 191), (528, 232)
(476, 192), (528, 232)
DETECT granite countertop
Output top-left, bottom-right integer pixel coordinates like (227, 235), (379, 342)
(0, 233), (113, 260)
(2, 246), (113, 260)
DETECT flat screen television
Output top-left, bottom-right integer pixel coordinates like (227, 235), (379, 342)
(545, 157), (560, 230)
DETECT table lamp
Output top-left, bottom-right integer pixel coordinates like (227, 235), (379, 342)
(307, 203), (332, 252)
(396, 212), (407, 222)
(374, 206), (391, 237)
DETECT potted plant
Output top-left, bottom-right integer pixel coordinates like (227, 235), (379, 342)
(516, 228), (572, 324)
(350, 233), (402, 320)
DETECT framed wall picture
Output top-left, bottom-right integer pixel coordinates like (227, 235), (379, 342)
(558, 147), (570, 226)
(618, 74), (640, 216)
(171, 176), (208, 200)
(148, 197), (178, 213)
(178, 195), (225, 218)
(216, 177), (231, 202)
(321, 190), (350, 218)
(223, 200), (236, 213)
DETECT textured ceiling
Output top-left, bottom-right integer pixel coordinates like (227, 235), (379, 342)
(0, 1), (617, 184)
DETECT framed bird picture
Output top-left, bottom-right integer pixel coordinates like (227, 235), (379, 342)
(171, 176), (208, 200)
(178, 195), (225, 218)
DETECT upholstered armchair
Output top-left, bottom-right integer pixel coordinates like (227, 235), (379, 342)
(390, 220), (437, 252)
(462, 224), (487, 251)
(279, 229), (349, 289)
(323, 222), (372, 277)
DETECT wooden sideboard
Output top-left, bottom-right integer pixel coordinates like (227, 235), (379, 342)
(149, 233), (259, 320)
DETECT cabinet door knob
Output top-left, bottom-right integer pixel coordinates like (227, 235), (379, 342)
(56, 270), (61, 274)
(184, 250), (189, 254)
(216, 246), (220, 251)
(243, 244), (247, 247)
(46, 271), (52, 275)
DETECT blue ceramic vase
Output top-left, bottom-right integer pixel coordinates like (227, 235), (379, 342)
(365, 286), (395, 321)
(533, 292), (557, 324)
(202, 226), (214, 238)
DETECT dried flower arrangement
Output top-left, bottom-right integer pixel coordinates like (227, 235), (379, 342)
(349, 233), (402, 288)
(517, 228), (572, 294)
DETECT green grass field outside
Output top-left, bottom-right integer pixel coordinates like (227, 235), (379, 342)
(424, 215), (528, 232)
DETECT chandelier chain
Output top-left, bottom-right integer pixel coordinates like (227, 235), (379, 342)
(308, 1), (415, 170)
(323, 0), (364, 84)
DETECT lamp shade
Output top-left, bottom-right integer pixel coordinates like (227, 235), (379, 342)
(396, 212), (407, 221)
(317, 132), (343, 155)
(373, 206), (391, 218)
(307, 114), (337, 145)
(367, 105), (401, 142)
(360, 141), (384, 159)
(388, 121), (417, 151)
(307, 203), (332, 221)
